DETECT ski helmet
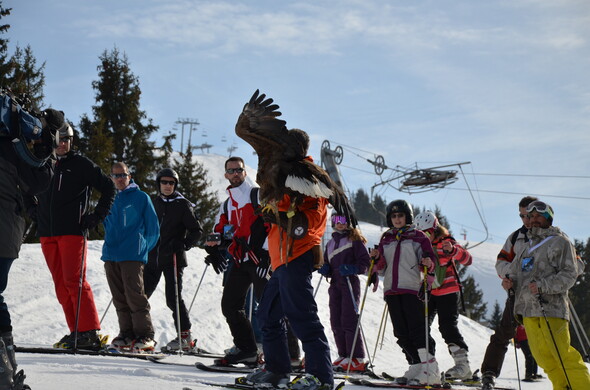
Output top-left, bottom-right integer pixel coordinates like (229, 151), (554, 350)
(59, 123), (74, 138)
(385, 199), (413, 228)
(415, 211), (439, 233)
(156, 168), (179, 191)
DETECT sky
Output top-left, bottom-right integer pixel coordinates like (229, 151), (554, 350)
(10, 222), (559, 389)
(6, 0), (590, 244)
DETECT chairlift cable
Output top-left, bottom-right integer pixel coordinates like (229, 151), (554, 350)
(463, 172), (590, 179)
(443, 187), (590, 201)
(458, 165), (488, 250)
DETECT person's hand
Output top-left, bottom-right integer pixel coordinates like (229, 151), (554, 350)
(529, 281), (539, 295)
(501, 276), (513, 291)
(204, 251), (228, 274)
(80, 213), (101, 231)
(369, 248), (380, 259)
(441, 241), (456, 255)
(339, 264), (359, 277)
(255, 251), (271, 279)
(317, 263), (331, 277)
(420, 257), (433, 268)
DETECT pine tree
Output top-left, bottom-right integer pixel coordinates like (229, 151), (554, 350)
(88, 47), (158, 187)
(457, 264), (488, 323)
(172, 146), (220, 236)
(0, 2), (12, 84)
(488, 301), (503, 330)
(7, 44), (45, 107)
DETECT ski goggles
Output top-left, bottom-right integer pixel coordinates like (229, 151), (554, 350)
(526, 201), (554, 220)
(331, 215), (347, 225)
(521, 256), (535, 272)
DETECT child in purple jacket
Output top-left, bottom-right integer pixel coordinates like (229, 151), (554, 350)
(318, 213), (370, 372)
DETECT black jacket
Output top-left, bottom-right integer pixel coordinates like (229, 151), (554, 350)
(148, 192), (203, 269)
(0, 138), (52, 258)
(36, 151), (115, 237)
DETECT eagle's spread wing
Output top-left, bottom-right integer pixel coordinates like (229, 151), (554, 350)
(235, 89), (357, 227)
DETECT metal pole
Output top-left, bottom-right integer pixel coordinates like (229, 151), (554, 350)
(73, 232), (88, 353)
(345, 276), (373, 371)
(537, 290), (572, 390)
(568, 298), (590, 361)
(371, 302), (388, 364)
(423, 266), (430, 387)
(100, 298), (113, 325)
(172, 253), (183, 356)
(313, 275), (323, 299)
(188, 264), (209, 314)
(346, 258), (376, 377)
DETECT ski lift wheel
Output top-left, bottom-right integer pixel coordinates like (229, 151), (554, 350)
(334, 146), (343, 165)
(321, 140), (330, 152)
(374, 155), (385, 175)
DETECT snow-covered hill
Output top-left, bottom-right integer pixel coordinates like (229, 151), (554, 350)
(5, 153), (561, 389)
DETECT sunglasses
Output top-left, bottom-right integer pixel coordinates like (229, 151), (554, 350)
(160, 180), (176, 186)
(58, 137), (72, 143)
(226, 168), (244, 174)
(518, 214), (530, 219)
(331, 215), (347, 225)
(526, 201), (554, 219)
(111, 173), (129, 179)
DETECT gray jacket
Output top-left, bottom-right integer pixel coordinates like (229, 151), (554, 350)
(510, 225), (580, 321)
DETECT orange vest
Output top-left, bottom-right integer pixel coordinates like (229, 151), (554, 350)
(268, 194), (328, 270)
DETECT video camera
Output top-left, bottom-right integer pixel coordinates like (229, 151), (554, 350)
(0, 87), (63, 167)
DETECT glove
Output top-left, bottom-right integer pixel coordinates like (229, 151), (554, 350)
(339, 264), (359, 277)
(368, 271), (379, 292)
(317, 263), (331, 277)
(80, 213), (102, 231)
(204, 247), (229, 274)
(171, 239), (184, 253)
(255, 251), (271, 279)
(184, 241), (193, 251)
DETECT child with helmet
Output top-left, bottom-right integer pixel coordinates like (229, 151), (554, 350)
(369, 200), (439, 386)
(414, 211), (473, 381)
(317, 213), (371, 372)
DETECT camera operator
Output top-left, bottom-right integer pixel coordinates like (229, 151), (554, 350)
(0, 104), (65, 389)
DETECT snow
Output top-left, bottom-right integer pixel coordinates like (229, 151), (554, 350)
(6, 154), (573, 389)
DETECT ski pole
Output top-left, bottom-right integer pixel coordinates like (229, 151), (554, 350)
(188, 263), (209, 314)
(346, 255), (377, 377)
(345, 275), (373, 376)
(535, 283), (572, 390)
(22, 221), (35, 243)
(371, 302), (388, 364)
(247, 284), (254, 322)
(423, 265), (430, 387)
(172, 253), (183, 356)
(506, 276), (521, 390)
(313, 275), (323, 299)
(100, 298), (113, 325)
(73, 231), (88, 353)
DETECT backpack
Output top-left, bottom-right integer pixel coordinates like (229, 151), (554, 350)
(223, 187), (259, 217)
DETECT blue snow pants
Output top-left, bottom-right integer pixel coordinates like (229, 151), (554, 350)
(257, 250), (333, 385)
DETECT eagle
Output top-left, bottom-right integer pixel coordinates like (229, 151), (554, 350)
(235, 89), (357, 227)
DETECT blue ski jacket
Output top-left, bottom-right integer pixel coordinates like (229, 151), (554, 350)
(101, 182), (160, 263)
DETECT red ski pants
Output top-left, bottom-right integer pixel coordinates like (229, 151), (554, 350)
(41, 235), (100, 333)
